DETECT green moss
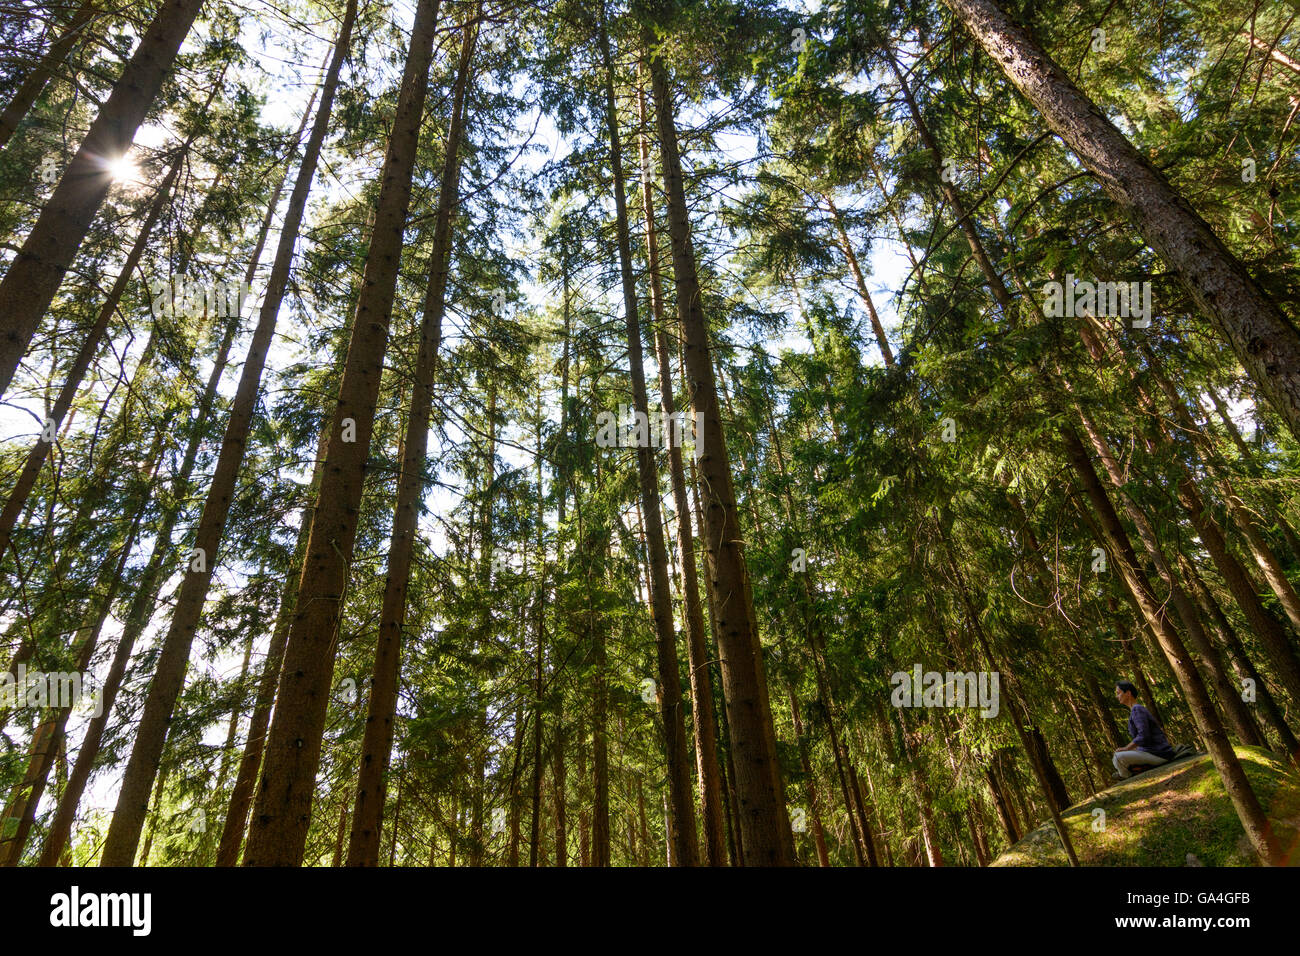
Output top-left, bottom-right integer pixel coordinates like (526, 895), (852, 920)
(991, 746), (1300, 866)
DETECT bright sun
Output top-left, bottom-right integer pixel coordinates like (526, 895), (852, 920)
(106, 156), (138, 183)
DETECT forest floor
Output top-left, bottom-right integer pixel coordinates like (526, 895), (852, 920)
(991, 746), (1300, 866)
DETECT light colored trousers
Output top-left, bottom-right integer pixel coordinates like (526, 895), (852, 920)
(1113, 749), (1168, 778)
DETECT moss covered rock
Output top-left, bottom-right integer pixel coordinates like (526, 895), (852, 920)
(991, 746), (1300, 866)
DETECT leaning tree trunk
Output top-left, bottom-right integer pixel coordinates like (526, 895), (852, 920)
(99, 0), (359, 866)
(241, 0), (440, 867)
(644, 30), (794, 867)
(213, 430), (329, 866)
(346, 7), (475, 867)
(942, 0), (1300, 439)
(36, 304), (249, 865)
(1180, 554), (1300, 762)
(0, 0), (205, 396)
(1069, 403), (1266, 748)
(0, 433), (161, 866)
(1076, 316), (1300, 699)
(0, 0), (99, 149)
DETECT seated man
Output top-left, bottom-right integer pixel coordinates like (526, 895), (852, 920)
(1112, 681), (1176, 778)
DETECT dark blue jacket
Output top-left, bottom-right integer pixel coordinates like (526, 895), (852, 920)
(1128, 703), (1176, 759)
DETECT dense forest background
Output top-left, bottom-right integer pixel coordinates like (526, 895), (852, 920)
(0, 0), (1298, 868)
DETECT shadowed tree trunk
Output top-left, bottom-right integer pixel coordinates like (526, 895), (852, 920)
(942, 0), (1300, 439)
(0, 0), (100, 150)
(1064, 427), (1284, 864)
(0, 138), (189, 560)
(637, 76), (726, 868)
(0, 433), (160, 865)
(213, 430), (329, 866)
(600, 5), (697, 865)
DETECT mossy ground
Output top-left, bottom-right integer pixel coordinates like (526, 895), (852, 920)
(990, 746), (1300, 866)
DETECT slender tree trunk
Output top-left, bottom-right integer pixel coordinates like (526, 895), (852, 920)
(213, 430), (329, 866)
(1077, 319), (1300, 699)
(1071, 405), (1266, 747)
(331, 802), (348, 867)
(590, 553), (610, 868)
(552, 704), (567, 866)
(241, 0), (441, 867)
(346, 7), (474, 866)
(0, 0), (99, 149)
(788, 691), (829, 866)
(846, 762), (879, 866)
(1181, 555), (1299, 762)
(35, 313), (246, 865)
(823, 194), (894, 365)
(0, 473), (153, 865)
(1064, 427), (1284, 864)
(985, 764), (1020, 844)
(688, 451), (745, 866)
(577, 745), (590, 867)
(0, 144), (186, 559)
(599, 10), (697, 865)
(644, 36), (793, 865)
(100, 0), (359, 866)
(468, 375), (497, 868)
(529, 602), (545, 869)
(636, 79), (726, 867)
(135, 761), (170, 867)
(936, 524), (1079, 865)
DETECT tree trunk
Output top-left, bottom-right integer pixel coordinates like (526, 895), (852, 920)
(0, 0), (205, 395)
(1064, 426), (1284, 864)
(1181, 555), (1299, 763)
(100, 0), (359, 866)
(637, 77), (726, 867)
(0, 142), (186, 559)
(597, 11), (697, 866)
(1071, 406), (1266, 748)
(0, 469), (154, 865)
(213, 430), (329, 866)
(0, 0), (100, 149)
(241, 0), (440, 867)
(788, 691), (829, 866)
(823, 194), (894, 365)
(346, 6), (474, 866)
(552, 704), (567, 866)
(984, 765), (1020, 844)
(688, 451), (745, 866)
(943, 0), (1300, 439)
(644, 36), (793, 866)
(1077, 319), (1300, 700)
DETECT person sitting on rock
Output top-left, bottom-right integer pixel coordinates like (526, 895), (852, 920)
(1112, 680), (1176, 779)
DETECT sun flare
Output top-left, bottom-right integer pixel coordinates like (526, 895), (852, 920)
(106, 155), (139, 183)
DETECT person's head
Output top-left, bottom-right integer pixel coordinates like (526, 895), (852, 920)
(1115, 681), (1138, 707)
